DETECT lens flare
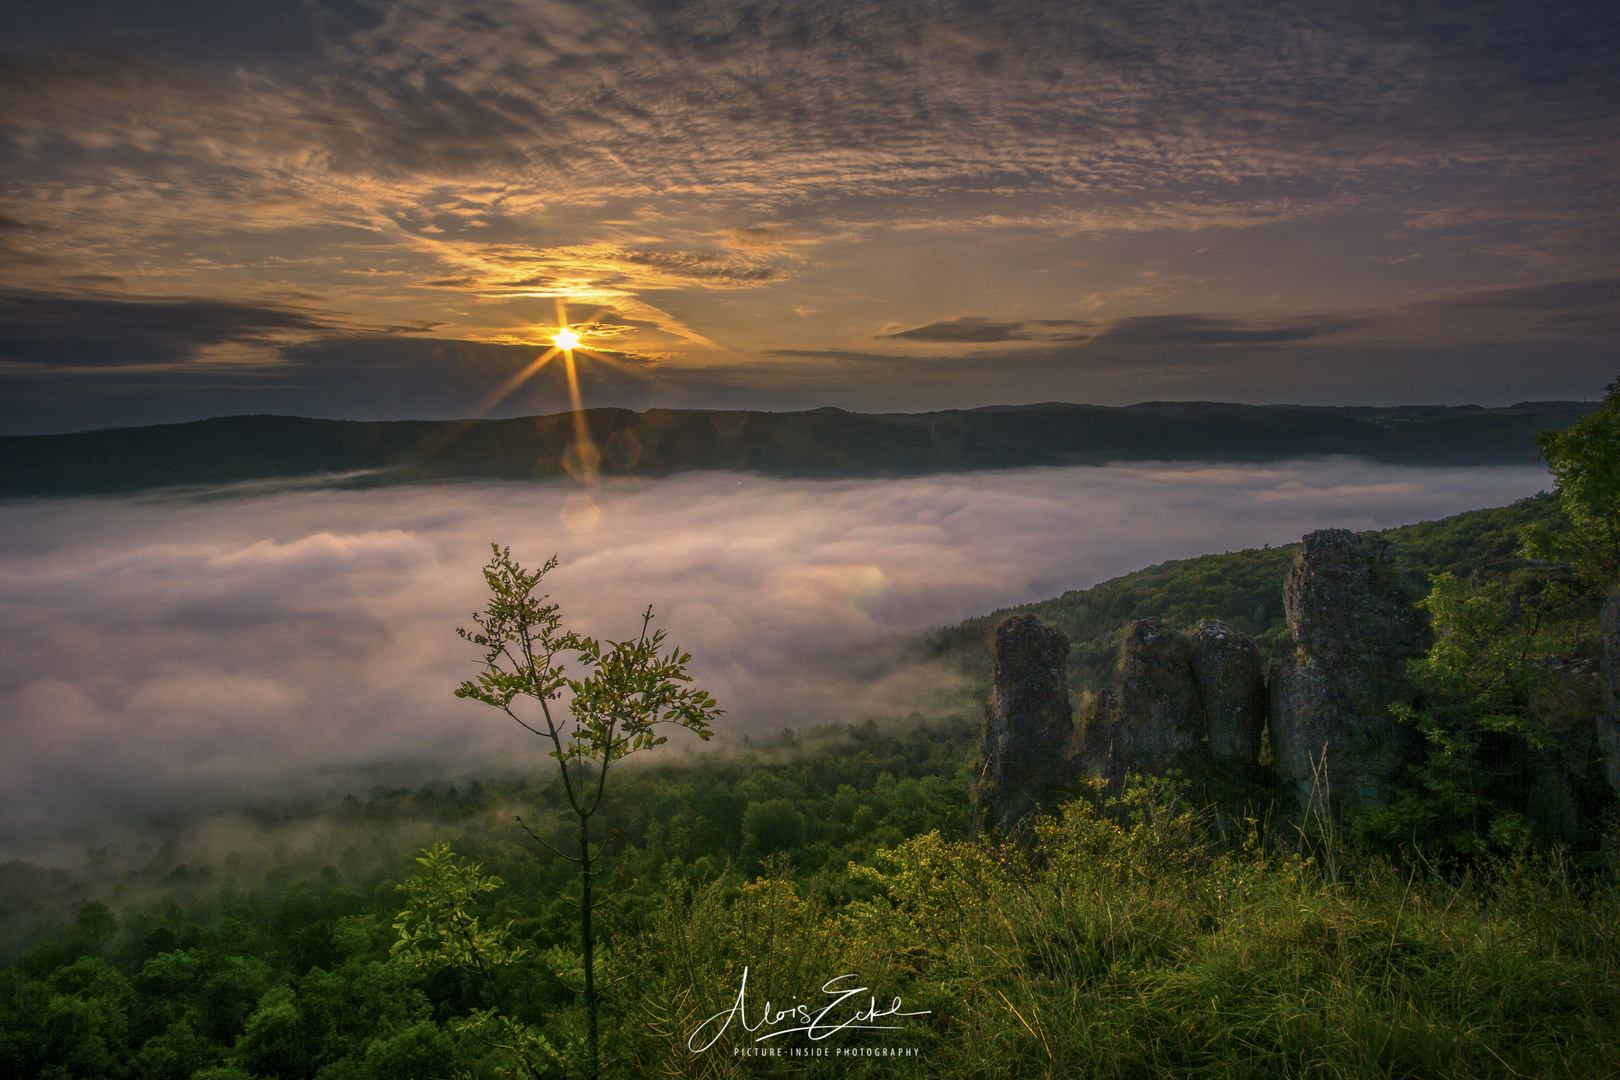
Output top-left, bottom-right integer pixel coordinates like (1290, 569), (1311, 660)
(460, 299), (621, 482)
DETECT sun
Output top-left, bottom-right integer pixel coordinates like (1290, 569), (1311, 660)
(469, 300), (635, 483)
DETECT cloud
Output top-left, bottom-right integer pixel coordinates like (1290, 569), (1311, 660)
(1346, 276), (1620, 349)
(2, 0), (1615, 315)
(875, 312), (1361, 348)
(2, 272), (1616, 436)
(604, 248), (783, 285)
(381, 320), (451, 334)
(721, 225), (817, 252)
(841, 279), (1620, 393)
(1407, 276), (1620, 319)
(1076, 281), (1183, 310)
(0, 3), (1616, 425)
(865, 280), (1620, 360)
(6, 0), (383, 66)
(1087, 314), (1366, 348)
(869, 308), (1406, 354)
(0, 290), (328, 369)
(878, 317), (1094, 344)
(0, 460), (1551, 862)
(0, 328), (671, 434)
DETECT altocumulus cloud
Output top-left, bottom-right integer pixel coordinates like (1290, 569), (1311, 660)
(0, 460), (1550, 862)
(4, 1), (1615, 314)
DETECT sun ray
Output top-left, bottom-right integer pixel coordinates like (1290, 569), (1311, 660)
(562, 351), (583, 416)
(464, 298), (642, 479)
(540, 297), (599, 480)
(473, 346), (560, 416)
(561, 347), (601, 480)
(573, 347), (647, 380)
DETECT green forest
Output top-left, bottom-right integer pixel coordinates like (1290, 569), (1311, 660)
(4, 392), (1620, 1078)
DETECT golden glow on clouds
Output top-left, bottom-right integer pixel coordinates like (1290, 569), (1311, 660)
(0, 0), (1615, 423)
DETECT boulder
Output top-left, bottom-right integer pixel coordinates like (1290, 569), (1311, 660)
(1271, 529), (1428, 813)
(973, 615), (1074, 835)
(1188, 618), (1267, 770)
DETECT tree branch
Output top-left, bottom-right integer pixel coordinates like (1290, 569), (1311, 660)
(514, 815), (582, 864)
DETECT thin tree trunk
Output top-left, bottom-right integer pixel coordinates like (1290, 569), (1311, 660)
(581, 813), (599, 1080)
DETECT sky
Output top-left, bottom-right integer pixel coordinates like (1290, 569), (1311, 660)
(2, 0), (1618, 434)
(0, 459), (1550, 862)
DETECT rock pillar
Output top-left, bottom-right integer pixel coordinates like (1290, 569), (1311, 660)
(1189, 618), (1268, 771)
(1114, 618), (1205, 769)
(1271, 529), (1428, 813)
(973, 615), (1074, 835)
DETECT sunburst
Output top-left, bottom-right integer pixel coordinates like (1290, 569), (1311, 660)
(472, 298), (633, 481)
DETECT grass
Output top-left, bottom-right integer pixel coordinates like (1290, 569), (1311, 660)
(609, 778), (1620, 1079)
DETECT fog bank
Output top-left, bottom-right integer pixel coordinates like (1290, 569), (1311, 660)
(0, 459), (1548, 862)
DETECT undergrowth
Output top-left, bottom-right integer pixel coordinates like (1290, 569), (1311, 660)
(613, 777), (1620, 1079)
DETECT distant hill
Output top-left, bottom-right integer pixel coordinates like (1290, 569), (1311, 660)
(0, 400), (1592, 498)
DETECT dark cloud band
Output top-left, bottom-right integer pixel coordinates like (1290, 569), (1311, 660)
(0, 291), (327, 369)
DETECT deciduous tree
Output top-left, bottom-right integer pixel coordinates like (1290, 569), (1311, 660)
(1525, 377), (1620, 589)
(454, 546), (720, 1080)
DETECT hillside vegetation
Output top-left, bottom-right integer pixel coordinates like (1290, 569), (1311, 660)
(8, 389), (1620, 1077)
(5, 482), (1616, 1077)
(929, 491), (1567, 695)
(1, 755), (1613, 1079)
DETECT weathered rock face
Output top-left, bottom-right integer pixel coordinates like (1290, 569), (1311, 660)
(1272, 529), (1429, 813)
(1598, 589), (1620, 797)
(1114, 618), (1204, 770)
(1078, 617), (1261, 779)
(973, 615), (1074, 835)
(1283, 530), (1429, 665)
(1075, 688), (1118, 779)
(1189, 619), (1268, 770)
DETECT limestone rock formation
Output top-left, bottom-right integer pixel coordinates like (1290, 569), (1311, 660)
(973, 615), (1074, 835)
(1271, 529), (1429, 813)
(1113, 618), (1204, 770)
(1080, 617), (1252, 780)
(1599, 589), (1620, 797)
(1189, 619), (1268, 771)
(1075, 688), (1119, 780)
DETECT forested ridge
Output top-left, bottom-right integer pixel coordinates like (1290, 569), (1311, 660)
(0, 399), (1594, 497)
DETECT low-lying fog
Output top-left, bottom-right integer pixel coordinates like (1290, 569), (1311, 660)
(0, 459), (1549, 864)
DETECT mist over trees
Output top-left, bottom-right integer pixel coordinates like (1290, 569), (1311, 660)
(4, 400), (1620, 1075)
